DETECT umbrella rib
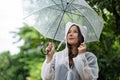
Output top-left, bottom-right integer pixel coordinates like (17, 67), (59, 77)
(66, 10), (83, 17)
(24, 7), (82, 20)
(61, 0), (64, 10)
(51, 0), (63, 10)
(48, 6), (81, 14)
(52, 11), (65, 42)
(65, 4), (88, 17)
(24, 4), (62, 19)
(48, 7), (82, 17)
(48, 7), (63, 12)
(45, 14), (62, 38)
(71, 5), (98, 39)
(64, 0), (75, 10)
(64, 1), (85, 17)
(24, 1), (76, 20)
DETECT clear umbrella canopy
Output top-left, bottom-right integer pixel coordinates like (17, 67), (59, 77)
(23, 0), (104, 42)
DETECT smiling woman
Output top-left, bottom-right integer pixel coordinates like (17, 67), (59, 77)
(0, 0), (23, 54)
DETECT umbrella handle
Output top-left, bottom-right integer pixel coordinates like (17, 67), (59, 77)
(40, 42), (54, 55)
(40, 42), (48, 55)
(41, 48), (47, 55)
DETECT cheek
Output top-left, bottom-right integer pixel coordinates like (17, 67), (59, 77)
(74, 33), (78, 38)
(75, 37), (79, 42)
(75, 34), (79, 42)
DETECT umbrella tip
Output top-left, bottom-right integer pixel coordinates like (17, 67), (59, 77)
(67, 2), (69, 5)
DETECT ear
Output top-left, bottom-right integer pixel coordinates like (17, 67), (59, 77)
(79, 26), (87, 43)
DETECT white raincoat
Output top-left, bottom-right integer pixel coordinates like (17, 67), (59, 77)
(41, 22), (99, 80)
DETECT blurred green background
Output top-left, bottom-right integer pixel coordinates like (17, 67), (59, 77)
(0, 0), (120, 80)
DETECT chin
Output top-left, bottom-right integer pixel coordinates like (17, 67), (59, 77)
(68, 41), (77, 45)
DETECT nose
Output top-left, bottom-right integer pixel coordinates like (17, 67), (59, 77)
(69, 32), (73, 36)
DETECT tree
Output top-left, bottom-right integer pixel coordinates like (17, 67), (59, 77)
(86, 0), (120, 79)
(0, 51), (28, 80)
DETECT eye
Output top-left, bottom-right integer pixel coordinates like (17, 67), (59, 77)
(68, 31), (71, 34)
(74, 30), (78, 33)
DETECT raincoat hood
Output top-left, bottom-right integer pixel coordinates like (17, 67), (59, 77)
(57, 22), (87, 50)
(65, 22), (87, 43)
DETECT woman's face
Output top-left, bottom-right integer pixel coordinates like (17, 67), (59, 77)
(67, 25), (79, 45)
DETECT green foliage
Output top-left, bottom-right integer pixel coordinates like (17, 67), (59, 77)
(0, 51), (29, 80)
(29, 62), (43, 80)
(86, 0), (120, 79)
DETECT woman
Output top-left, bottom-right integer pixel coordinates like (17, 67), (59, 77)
(41, 22), (99, 80)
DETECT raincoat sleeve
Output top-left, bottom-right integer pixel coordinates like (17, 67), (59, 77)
(41, 55), (56, 80)
(73, 52), (99, 80)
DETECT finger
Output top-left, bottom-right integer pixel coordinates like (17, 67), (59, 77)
(46, 42), (54, 52)
(46, 47), (50, 53)
(46, 44), (51, 51)
(46, 43), (52, 51)
(81, 42), (85, 45)
(80, 43), (86, 47)
(51, 44), (54, 51)
(48, 42), (52, 47)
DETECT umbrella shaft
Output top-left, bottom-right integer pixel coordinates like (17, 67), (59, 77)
(52, 11), (65, 42)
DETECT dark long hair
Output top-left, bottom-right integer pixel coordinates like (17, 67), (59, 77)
(67, 24), (84, 67)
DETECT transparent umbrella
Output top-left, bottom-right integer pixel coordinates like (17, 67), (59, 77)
(23, 0), (104, 42)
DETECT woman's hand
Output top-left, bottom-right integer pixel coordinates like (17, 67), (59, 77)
(78, 43), (86, 54)
(46, 42), (54, 63)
